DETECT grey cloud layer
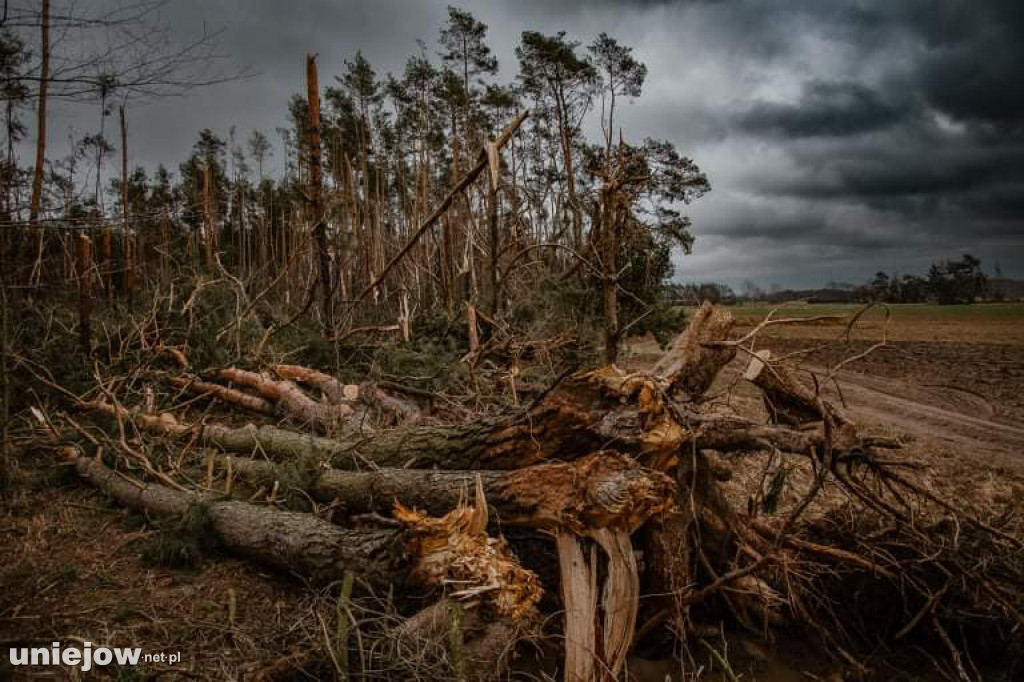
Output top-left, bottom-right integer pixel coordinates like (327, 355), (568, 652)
(49, 0), (1024, 287)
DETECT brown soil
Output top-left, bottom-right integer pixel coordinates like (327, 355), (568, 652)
(0, 460), (328, 680)
(740, 337), (1024, 471)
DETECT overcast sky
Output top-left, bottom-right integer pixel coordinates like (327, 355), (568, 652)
(39, 0), (1024, 289)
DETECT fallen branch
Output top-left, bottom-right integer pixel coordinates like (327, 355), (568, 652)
(166, 376), (275, 415)
(216, 367), (357, 430)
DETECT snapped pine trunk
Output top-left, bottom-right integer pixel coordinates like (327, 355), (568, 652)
(69, 454), (407, 587)
(219, 450), (675, 532)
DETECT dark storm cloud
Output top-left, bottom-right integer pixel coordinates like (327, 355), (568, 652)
(736, 81), (913, 138)
(41, 0), (1024, 287)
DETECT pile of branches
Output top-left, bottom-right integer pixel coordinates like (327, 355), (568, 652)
(28, 302), (1023, 680)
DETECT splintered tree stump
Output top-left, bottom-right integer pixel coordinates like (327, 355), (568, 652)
(652, 300), (736, 402)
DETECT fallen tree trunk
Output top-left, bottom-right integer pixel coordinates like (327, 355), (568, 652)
(744, 350), (858, 450)
(68, 452), (406, 587)
(273, 363), (353, 405)
(86, 366), (839, 482)
(66, 452), (542, 625)
(219, 450), (675, 532)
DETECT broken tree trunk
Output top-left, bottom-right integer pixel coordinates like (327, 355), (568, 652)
(68, 453), (406, 587)
(219, 450), (675, 532)
(652, 300), (737, 403)
(306, 54), (333, 330)
(744, 349), (858, 451)
(640, 300), (745, 640)
(67, 453), (542, 640)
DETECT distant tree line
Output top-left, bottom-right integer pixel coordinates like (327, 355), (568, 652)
(867, 254), (988, 304)
(670, 254), (1013, 307)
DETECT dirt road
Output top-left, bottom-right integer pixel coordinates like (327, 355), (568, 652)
(824, 367), (1024, 471)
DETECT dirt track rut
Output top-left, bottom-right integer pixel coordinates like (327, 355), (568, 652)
(825, 368), (1024, 471)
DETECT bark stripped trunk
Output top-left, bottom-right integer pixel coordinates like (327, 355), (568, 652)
(306, 54), (333, 330)
(28, 0), (49, 288)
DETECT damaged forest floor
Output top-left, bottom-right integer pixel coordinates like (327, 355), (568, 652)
(2, 301), (1023, 681)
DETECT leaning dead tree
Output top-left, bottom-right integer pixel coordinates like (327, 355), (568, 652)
(44, 301), (1020, 680)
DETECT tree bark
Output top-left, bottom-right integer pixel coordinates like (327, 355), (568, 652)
(306, 54), (333, 329)
(653, 301), (736, 402)
(69, 454), (407, 587)
(220, 450), (675, 533)
(28, 0), (49, 228)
